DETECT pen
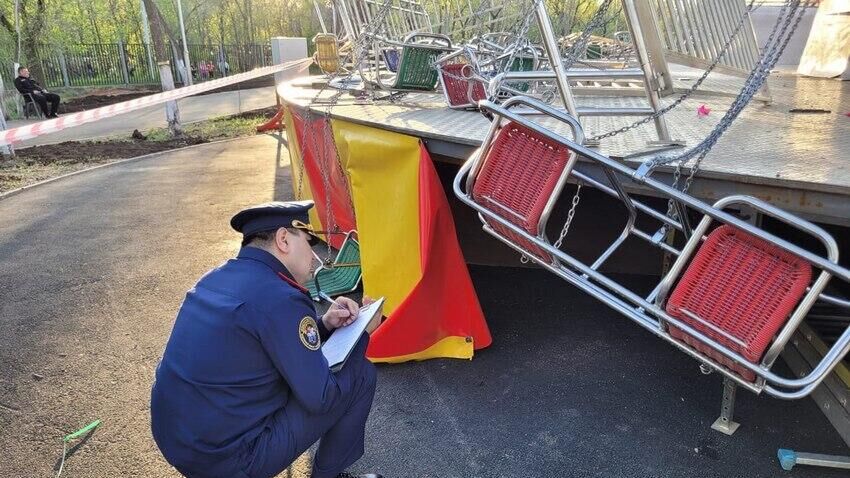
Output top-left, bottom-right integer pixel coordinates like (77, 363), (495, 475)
(318, 291), (346, 310)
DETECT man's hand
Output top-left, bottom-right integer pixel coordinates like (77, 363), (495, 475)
(321, 296), (360, 331)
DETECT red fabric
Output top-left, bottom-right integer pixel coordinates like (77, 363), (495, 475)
(666, 225), (812, 381)
(367, 145), (492, 358)
(290, 110), (356, 249)
(256, 106), (285, 132)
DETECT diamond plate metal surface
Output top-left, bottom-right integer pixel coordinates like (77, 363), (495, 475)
(280, 70), (850, 200)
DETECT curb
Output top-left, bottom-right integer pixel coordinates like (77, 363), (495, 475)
(7, 101), (277, 149)
(0, 135), (277, 202)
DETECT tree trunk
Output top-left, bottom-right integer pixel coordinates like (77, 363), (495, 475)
(157, 62), (181, 133)
(9, 0), (49, 85)
(0, 77), (13, 156)
(142, 0), (182, 136)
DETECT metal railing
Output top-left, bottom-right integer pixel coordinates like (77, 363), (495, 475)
(6, 43), (273, 89)
(646, 0), (761, 76)
(338, 0), (433, 41)
(427, 0), (528, 43)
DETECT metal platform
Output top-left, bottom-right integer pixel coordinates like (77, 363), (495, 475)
(279, 68), (850, 226)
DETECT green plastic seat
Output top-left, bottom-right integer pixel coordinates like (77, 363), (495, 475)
(507, 56), (535, 92)
(393, 45), (446, 90)
(307, 233), (362, 300)
(371, 32), (453, 92)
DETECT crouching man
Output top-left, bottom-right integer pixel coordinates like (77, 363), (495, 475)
(151, 201), (381, 478)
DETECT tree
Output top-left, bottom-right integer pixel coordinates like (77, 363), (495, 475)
(0, 0), (48, 81)
(142, 0), (181, 135)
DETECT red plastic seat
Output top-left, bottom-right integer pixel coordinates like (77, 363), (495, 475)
(666, 225), (812, 381)
(440, 63), (487, 108)
(471, 120), (574, 261)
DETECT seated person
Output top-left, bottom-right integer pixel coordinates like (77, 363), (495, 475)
(14, 66), (60, 118)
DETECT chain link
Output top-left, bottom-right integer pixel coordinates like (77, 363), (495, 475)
(542, 1), (612, 247)
(294, 0), (396, 258)
(532, 0), (615, 103)
(657, 0), (811, 223)
(560, 0), (615, 71)
(553, 184), (583, 249)
(587, 0), (758, 142)
(648, 0), (810, 176)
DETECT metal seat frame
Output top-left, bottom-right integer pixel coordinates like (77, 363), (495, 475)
(454, 95), (850, 402)
(434, 49), (489, 110)
(434, 38), (540, 110)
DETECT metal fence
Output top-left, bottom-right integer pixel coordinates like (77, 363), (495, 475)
(647, 0), (761, 76)
(5, 42), (273, 89)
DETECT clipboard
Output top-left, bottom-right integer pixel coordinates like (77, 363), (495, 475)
(322, 297), (385, 372)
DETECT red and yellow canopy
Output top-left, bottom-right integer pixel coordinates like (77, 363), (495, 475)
(285, 107), (491, 362)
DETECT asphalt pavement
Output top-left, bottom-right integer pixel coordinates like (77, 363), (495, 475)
(0, 134), (846, 478)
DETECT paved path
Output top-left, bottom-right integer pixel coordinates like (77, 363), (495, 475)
(0, 134), (845, 477)
(6, 86), (277, 148)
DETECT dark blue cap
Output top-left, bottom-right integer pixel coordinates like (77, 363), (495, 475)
(230, 200), (316, 238)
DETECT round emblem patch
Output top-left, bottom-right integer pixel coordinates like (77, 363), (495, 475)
(299, 316), (321, 351)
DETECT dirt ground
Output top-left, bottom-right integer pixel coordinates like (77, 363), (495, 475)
(0, 137), (205, 193)
(56, 77), (275, 114)
(60, 91), (156, 114)
(0, 106), (279, 194)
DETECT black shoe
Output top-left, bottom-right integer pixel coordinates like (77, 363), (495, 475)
(335, 473), (382, 478)
(48, 113), (58, 118)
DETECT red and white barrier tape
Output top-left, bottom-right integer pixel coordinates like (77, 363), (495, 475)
(0, 57), (313, 146)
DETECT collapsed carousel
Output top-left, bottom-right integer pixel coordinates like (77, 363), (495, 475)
(276, 0), (850, 472)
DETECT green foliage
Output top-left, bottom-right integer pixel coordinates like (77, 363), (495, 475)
(0, 0), (324, 51)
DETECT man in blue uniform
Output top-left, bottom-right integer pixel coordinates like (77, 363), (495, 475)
(151, 201), (380, 478)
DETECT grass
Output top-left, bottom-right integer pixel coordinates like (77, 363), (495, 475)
(138, 112), (272, 142)
(0, 106), (278, 194)
(0, 157), (115, 193)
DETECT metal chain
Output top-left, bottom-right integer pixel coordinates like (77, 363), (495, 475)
(553, 183), (583, 249)
(649, 0), (810, 175)
(587, 0), (757, 142)
(491, 0), (607, 263)
(295, 143), (307, 199)
(560, 0), (615, 71)
(659, 0), (811, 222)
(674, 0), (811, 190)
(436, 0), (599, 103)
(295, 0), (396, 257)
(495, 0), (544, 82)
(534, 0), (613, 247)
(532, 0), (615, 102)
(441, 0), (543, 108)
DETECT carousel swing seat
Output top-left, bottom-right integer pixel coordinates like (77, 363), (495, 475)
(307, 231), (363, 301)
(368, 32), (454, 92)
(454, 95), (850, 403)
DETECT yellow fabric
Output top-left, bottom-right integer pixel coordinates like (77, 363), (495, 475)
(371, 336), (474, 363)
(283, 107), (321, 228)
(330, 118), (422, 315)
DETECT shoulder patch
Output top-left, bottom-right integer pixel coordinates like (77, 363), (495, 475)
(299, 316), (321, 351)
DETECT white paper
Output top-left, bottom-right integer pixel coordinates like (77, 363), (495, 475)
(322, 298), (384, 369)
